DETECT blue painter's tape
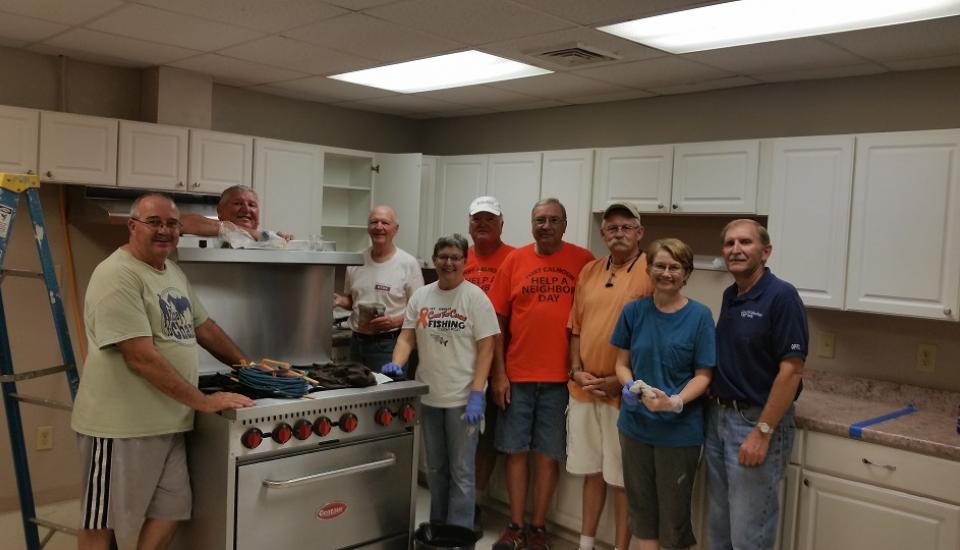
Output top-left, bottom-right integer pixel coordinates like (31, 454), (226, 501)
(848, 405), (918, 439)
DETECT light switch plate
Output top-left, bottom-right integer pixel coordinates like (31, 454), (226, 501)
(817, 332), (835, 359)
(916, 343), (937, 373)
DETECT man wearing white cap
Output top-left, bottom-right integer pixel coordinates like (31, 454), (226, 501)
(463, 196), (514, 525)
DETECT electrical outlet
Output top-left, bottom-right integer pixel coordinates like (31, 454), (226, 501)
(817, 332), (836, 359)
(36, 426), (54, 451)
(916, 343), (937, 373)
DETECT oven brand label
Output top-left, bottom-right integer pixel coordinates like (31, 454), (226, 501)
(317, 502), (348, 520)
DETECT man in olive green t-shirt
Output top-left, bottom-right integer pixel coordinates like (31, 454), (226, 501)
(72, 193), (254, 550)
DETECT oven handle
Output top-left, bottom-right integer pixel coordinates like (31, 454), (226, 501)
(261, 453), (397, 489)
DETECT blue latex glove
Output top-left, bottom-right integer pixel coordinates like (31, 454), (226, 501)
(464, 390), (485, 425)
(621, 382), (640, 407)
(381, 362), (403, 377)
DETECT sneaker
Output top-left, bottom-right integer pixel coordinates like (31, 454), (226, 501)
(492, 523), (526, 550)
(526, 525), (550, 550)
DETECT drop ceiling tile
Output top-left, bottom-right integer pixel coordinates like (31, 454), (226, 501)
(421, 106), (501, 119)
(884, 54), (960, 71)
(254, 76), (396, 102)
(87, 4), (265, 51)
(481, 26), (662, 70)
(283, 13), (461, 63)
(686, 38), (868, 74)
(573, 56), (731, 89)
(366, 0), (574, 45)
(561, 89), (656, 104)
(170, 54), (309, 86)
(822, 16), (960, 62)
(219, 36), (374, 75)
(325, 0), (406, 10)
(0, 0), (124, 25)
(41, 29), (201, 66)
(29, 42), (148, 68)
(513, 0), (715, 25)
(487, 72), (633, 99)
(344, 94), (469, 115)
(0, 11), (67, 43)
(648, 75), (760, 95)
(494, 99), (570, 112)
(418, 85), (543, 108)
(135, 0), (347, 33)
(753, 63), (888, 83)
(0, 36), (24, 48)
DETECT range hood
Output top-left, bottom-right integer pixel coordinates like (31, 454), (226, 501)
(67, 186), (219, 225)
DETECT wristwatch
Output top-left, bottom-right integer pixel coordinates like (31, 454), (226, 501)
(568, 365), (583, 380)
(757, 421), (773, 435)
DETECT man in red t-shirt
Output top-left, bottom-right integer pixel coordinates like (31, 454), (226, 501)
(463, 196), (514, 523)
(488, 198), (594, 550)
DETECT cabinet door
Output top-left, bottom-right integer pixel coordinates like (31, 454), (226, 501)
(593, 145), (672, 213)
(542, 149), (594, 249)
(767, 136), (854, 309)
(417, 156), (438, 265)
(188, 129), (253, 195)
(487, 153), (541, 247)
(672, 140), (759, 213)
(253, 138), (323, 239)
(118, 121), (188, 191)
(845, 129), (960, 320)
(437, 155), (488, 238)
(796, 471), (960, 550)
(39, 111), (118, 186)
(374, 152), (423, 258)
(0, 105), (39, 175)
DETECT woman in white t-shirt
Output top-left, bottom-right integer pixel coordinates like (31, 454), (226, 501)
(384, 234), (500, 529)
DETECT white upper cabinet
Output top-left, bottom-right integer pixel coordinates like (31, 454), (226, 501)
(767, 136), (855, 309)
(543, 149), (594, 249)
(253, 138), (323, 239)
(487, 153), (542, 247)
(672, 139), (759, 213)
(39, 111), (117, 186)
(320, 148), (375, 252)
(118, 121), (188, 191)
(0, 105), (39, 175)
(594, 145), (672, 213)
(437, 155), (488, 238)
(373, 152), (423, 257)
(188, 129), (253, 195)
(417, 156), (438, 264)
(845, 129), (960, 321)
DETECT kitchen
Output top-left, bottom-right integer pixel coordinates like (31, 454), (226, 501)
(2, 1), (960, 549)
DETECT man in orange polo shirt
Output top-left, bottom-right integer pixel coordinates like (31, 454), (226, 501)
(567, 201), (652, 550)
(489, 198), (594, 550)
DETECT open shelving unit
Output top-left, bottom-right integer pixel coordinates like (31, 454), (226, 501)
(321, 151), (375, 251)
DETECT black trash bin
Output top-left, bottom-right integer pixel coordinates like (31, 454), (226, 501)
(413, 522), (479, 550)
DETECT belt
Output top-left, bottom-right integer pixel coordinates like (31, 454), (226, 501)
(352, 330), (399, 341)
(709, 395), (761, 409)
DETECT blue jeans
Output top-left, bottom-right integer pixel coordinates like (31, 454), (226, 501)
(704, 401), (795, 550)
(421, 404), (479, 529)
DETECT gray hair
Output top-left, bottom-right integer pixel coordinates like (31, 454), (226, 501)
(531, 197), (567, 220)
(433, 233), (469, 260)
(721, 219), (771, 247)
(130, 193), (175, 218)
(218, 185), (258, 207)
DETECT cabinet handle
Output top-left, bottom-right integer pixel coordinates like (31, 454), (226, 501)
(802, 478), (809, 487)
(27, 169), (34, 175)
(945, 307), (953, 316)
(672, 204), (679, 210)
(192, 182), (200, 188)
(46, 171), (53, 178)
(177, 181), (184, 187)
(861, 457), (896, 471)
(657, 203), (664, 210)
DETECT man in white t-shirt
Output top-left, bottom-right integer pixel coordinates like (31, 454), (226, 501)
(333, 205), (424, 374)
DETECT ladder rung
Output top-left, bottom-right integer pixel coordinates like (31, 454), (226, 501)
(10, 393), (73, 411)
(31, 516), (79, 536)
(0, 268), (45, 279)
(0, 363), (74, 383)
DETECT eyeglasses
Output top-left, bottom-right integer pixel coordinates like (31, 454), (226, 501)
(533, 216), (565, 226)
(603, 224), (639, 234)
(435, 254), (465, 263)
(651, 263), (685, 274)
(131, 217), (181, 231)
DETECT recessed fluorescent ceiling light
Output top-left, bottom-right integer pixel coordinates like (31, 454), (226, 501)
(598, 0), (960, 54)
(329, 50), (551, 93)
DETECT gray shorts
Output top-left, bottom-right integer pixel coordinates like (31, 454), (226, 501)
(619, 433), (701, 549)
(78, 433), (192, 536)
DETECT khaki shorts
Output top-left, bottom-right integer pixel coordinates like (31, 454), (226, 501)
(78, 433), (192, 536)
(565, 398), (624, 487)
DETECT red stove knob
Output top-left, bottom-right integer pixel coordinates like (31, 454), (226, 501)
(340, 413), (358, 433)
(241, 428), (263, 449)
(314, 416), (333, 437)
(400, 404), (416, 422)
(375, 407), (394, 426)
(272, 422), (293, 444)
(293, 419), (312, 440)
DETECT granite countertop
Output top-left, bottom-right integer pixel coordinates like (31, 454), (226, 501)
(795, 371), (960, 462)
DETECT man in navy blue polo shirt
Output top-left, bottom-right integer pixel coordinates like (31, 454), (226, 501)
(705, 219), (808, 550)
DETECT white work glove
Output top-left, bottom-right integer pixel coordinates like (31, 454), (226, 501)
(641, 386), (684, 413)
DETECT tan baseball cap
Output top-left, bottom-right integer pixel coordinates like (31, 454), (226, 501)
(603, 200), (641, 220)
(469, 196), (502, 216)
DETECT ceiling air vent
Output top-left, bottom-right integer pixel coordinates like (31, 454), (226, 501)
(529, 43), (620, 67)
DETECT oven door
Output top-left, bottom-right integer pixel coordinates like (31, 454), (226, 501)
(235, 433), (413, 550)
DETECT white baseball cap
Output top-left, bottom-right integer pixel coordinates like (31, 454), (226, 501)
(469, 196), (502, 216)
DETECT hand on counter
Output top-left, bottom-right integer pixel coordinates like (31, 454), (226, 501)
(198, 391), (255, 412)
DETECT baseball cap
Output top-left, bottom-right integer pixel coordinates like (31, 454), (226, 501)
(469, 196), (502, 216)
(603, 200), (641, 220)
